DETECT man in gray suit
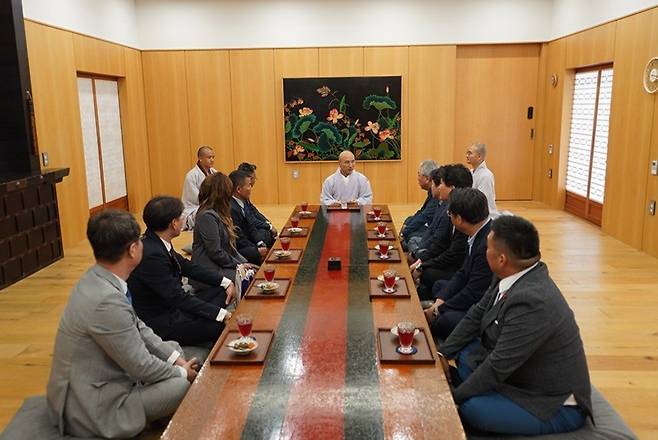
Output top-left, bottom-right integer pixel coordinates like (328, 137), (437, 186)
(47, 210), (199, 439)
(440, 215), (592, 436)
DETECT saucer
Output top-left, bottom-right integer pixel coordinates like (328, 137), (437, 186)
(390, 326), (420, 337)
(257, 281), (279, 293)
(227, 338), (259, 355)
(273, 250), (292, 258)
(298, 210), (312, 216)
(288, 227), (303, 233)
(395, 345), (418, 355)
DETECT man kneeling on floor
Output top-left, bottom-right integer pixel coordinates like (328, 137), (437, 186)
(47, 210), (198, 439)
(440, 215), (592, 436)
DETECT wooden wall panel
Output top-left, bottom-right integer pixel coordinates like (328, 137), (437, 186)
(119, 48), (152, 214)
(602, 10), (658, 248)
(142, 51), (191, 198)
(564, 21), (616, 69)
(364, 46), (409, 204)
(407, 46), (456, 203)
(455, 44), (540, 200)
(229, 49), (278, 204)
(318, 47), (364, 76)
(643, 93), (658, 258)
(273, 48), (321, 204)
(24, 22), (89, 247)
(533, 43), (549, 201)
(72, 33), (126, 77)
(536, 39), (567, 207)
(185, 51), (234, 174)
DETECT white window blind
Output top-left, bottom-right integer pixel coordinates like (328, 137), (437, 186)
(565, 67), (613, 203)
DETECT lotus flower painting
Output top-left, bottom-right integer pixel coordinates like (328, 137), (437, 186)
(283, 76), (402, 162)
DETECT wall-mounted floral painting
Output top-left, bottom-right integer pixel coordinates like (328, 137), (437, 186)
(283, 76), (402, 162)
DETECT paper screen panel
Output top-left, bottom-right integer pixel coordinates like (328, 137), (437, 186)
(589, 68), (613, 203)
(95, 79), (128, 202)
(565, 70), (597, 197)
(77, 77), (103, 209)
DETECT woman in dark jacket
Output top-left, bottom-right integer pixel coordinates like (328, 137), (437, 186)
(191, 173), (255, 292)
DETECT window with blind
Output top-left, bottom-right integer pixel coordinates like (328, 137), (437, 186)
(564, 66), (613, 226)
(77, 76), (129, 214)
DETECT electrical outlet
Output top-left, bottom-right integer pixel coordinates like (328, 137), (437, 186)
(292, 169), (299, 179)
(547, 144), (553, 155)
(548, 169), (553, 178)
(651, 160), (658, 176)
(649, 200), (656, 216)
(41, 152), (49, 167)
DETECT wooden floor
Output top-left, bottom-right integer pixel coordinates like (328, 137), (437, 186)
(0, 201), (657, 438)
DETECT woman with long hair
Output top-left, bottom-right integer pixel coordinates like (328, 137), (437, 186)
(190, 172), (255, 292)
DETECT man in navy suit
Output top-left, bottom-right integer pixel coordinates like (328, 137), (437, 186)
(400, 159), (439, 249)
(424, 188), (493, 339)
(237, 162), (277, 247)
(229, 170), (268, 265)
(128, 196), (235, 346)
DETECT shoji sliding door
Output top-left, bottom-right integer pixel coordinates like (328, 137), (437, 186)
(77, 76), (128, 214)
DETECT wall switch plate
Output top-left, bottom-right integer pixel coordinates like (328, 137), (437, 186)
(649, 200), (656, 216)
(41, 152), (49, 167)
(292, 169), (299, 179)
(547, 144), (553, 155)
(651, 160), (658, 176)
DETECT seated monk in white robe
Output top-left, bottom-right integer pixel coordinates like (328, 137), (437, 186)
(181, 146), (216, 230)
(320, 150), (373, 206)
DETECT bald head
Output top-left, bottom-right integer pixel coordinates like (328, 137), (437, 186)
(338, 150), (356, 176)
(197, 146), (215, 171)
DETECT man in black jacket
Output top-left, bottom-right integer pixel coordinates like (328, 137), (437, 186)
(128, 196), (234, 346)
(424, 188), (493, 339)
(440, 215), (592, 435)
(229, 170), (268, 265)
(409, 164), (472, 299)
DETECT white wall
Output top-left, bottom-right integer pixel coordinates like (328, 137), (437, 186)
(21, 0), (658, 49)
(21, 0), (139, 47)
(134, 0), (554, 49)
(551, 0), (658, 39)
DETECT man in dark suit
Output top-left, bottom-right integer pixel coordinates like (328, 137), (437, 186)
(229, 170), (268, 265)
(440, 215), (592, 435)
(423, 188), (493, 339)
(237, 162), (277, 247)
(409, 164), (473, 299)
(128, 196), (235, 346)
(400, 159), (439, 249)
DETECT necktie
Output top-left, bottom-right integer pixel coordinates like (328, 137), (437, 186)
(169, 246), (182, 274)
(494, 289), (508, 305)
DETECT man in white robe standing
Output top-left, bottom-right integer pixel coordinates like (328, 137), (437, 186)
(181, 146), (216, 230)
(466, 143), (498, 217)
(320, 150), (373, 206)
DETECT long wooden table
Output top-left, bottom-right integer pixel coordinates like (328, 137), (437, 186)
(163, 205), (464, 439)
